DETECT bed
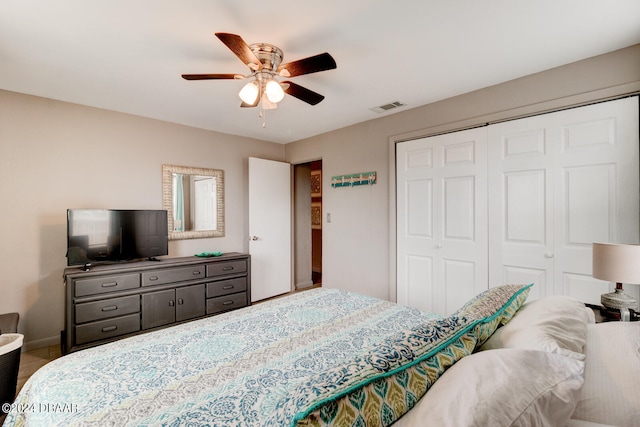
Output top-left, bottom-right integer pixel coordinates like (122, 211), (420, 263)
(3, 285), (639, 426)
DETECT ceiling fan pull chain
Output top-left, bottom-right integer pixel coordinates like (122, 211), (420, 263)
(259, 99), (267, 128)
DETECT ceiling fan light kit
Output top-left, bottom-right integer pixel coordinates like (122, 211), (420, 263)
(239, 80), (259, 104)
(265, 79), (285, 103)
(182, 32), (336, 126)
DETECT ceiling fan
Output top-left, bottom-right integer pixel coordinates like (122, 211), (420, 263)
(182, 33), (337, 111)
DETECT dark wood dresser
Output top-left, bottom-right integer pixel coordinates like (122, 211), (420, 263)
(63, 252), (250, 354)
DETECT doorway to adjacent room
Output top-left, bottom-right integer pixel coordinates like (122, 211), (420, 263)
(294, 160), (323, 289)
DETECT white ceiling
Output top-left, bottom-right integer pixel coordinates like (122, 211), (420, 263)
(1, 1), (639, 144)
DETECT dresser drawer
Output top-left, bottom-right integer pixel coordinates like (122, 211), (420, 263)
(75, 313), (140, 345)
(206, 277), (247, 298)
(142, 265), (205, 286)
(75, 273), (140, 297)
(206, 292), (247, 315)
(206, 260), (247, 277)
(75, 295), (140, 324)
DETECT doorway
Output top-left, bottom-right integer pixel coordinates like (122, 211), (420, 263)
(294, 160), (323, 289)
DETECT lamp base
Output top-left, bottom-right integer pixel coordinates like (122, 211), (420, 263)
(600, 287), (637, 311)
(599, 305), (639, 322)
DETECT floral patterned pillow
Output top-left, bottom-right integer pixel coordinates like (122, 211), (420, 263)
(453, 284), (533, 348)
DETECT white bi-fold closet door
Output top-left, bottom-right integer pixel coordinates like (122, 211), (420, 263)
(396, 97), (639, 315)
(396, 127), (488, 315)
(488, 98), (639, 304)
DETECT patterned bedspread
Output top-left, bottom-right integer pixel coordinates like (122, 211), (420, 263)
(5, 288), (479, 427)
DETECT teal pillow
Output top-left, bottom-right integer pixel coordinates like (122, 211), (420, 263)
(453, 284), (533, 348)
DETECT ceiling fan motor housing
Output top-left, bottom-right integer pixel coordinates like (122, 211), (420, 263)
(250, 43), (283, 73)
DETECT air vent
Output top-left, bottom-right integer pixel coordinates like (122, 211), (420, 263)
(369, 101), (407, 113)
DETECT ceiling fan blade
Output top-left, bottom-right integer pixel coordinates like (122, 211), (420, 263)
(215, 32), (262, 71)
(282, 81), (325, 105)
(277, 52), (336, 77)
(182, 74), (238, 80)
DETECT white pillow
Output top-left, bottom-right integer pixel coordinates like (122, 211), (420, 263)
(480, 295), (590, 360)
(398, 349), (585, 427)
(572, 323), (640, 427)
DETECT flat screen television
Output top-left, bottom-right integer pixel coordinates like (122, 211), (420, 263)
(66, 209), (168, 267)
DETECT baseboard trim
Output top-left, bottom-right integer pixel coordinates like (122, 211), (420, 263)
(23, 335), (59, 352)
(295, 281), (314, 290)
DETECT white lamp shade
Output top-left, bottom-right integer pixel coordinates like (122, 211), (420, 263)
(592, 243), (640, 284)
(238, 81), (259, 104)
(264, 79), (285, 103)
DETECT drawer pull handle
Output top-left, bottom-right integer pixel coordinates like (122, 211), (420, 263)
(222, 266), (234, 271)
(102, 325), (117, 333)
(178, 298), (184, 305)
(222, 300), (234, 306)
(102, 305), (118, 312)
(192, 271), (201, 275)
(169, 300), (175, 307)
(149, 276), (159, 281)
(101, 282), (118, 288)
(222, 285), (234, 290)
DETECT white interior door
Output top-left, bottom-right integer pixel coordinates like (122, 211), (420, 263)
(488, 97), (639, 304)
(396, 128), (488, 315)
(249, 157), (292, 302)
(193, 177), (216, 231)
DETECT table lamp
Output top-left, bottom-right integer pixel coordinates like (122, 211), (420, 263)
(592, 243), (639, 312)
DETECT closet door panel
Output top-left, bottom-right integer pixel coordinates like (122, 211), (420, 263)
(503, 266), (548, 302)
(490, 97), (639, 304)
(563, 164), (612, 245)
(562, 273), (603, 308)
(397, 128), (487, 315)
(553, 98), (639, 302)
(406, 179), (433, 238)
(443, 176), (475, 240)
(437, 131), (488, 314)
(397, 144), (436, 311)
(443, 259), (476, 313)
(488, 119), (554, 297)
(404, 254), (433, 313)
(504, 170), (546, 243)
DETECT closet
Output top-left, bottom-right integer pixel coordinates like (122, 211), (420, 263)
(396, 97), (639, 314)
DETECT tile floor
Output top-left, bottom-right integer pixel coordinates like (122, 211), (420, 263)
(16, 344), (61, 395)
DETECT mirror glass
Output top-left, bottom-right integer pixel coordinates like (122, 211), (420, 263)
(162, 164), (225, 240)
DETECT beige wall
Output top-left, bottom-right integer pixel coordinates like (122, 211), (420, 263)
(0, 90), (284, 349)
(285, 44), (640, 302)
